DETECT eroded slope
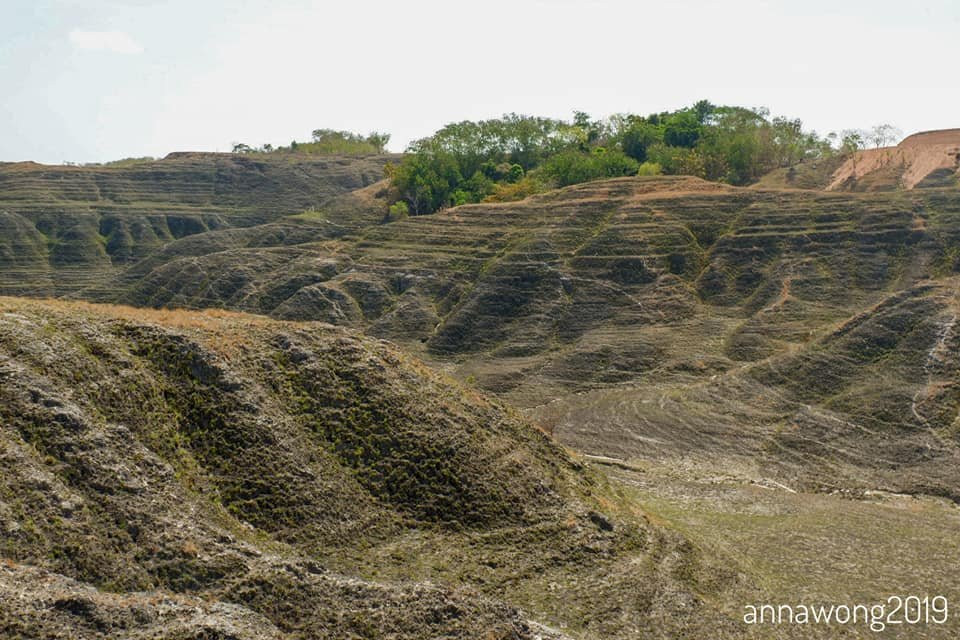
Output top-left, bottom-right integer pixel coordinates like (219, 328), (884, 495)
(75, 176), (960, 502)
(0, 153), (394, 296)
(536, 280), (960, 499)
(0, 297), (741, 639)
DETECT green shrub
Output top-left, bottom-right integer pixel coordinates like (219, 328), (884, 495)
(485, 176), (545, 202)
(542, 150), (638, 187)
(647, 144), (706, 177)
(386, 201), (409, 222)
(636, 162), (662, 176)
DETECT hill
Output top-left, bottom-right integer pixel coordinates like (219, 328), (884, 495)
(0, 153), (395, 297)
(6, 170), (960, 636)
(827, 129), (960, 191)
(0, 297), (745, 639)
(758, 129), (960, 192)
(62, 177), (960, 497)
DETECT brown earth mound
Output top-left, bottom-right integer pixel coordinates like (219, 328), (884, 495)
(828, 129), (960, 191)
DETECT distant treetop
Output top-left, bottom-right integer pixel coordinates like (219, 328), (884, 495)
(231, 129), (391, 156)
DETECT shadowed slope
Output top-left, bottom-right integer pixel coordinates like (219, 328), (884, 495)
(96, 178), (960, 394)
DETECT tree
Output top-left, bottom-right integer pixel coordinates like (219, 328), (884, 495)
(386, 151), (462, 214)
(302, 129), (387, 154)
(867, 124), (902, 148)
(619, 119), (662, 162)
(693, 99), (716, 124)
(312, 128), (358, 143)
(840, 129), (867, 173)
(663, 111), (702, 148)
(840, 129), (866, 154)
(694, 107), (766, 183)
(571, 111), (603, 148)
(366, 132), (391, 153)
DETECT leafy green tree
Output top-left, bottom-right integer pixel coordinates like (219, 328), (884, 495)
(366, 132), (391, 153)
(571, 111), (604, 148)
(840, 129), (867, 173)
(386, 151), (462, 214)
(619, 119), (662, 162)
(840, 129), (866, 154)
(693, 99), (716, 123)
(695, 107), (767, 183)
(663, 111), (702, 148)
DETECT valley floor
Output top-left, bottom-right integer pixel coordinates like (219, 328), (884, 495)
(601, 459), (960, 638)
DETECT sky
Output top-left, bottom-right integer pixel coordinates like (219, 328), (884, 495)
(1, 0), (959, 164)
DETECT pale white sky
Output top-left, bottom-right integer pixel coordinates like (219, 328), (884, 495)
(2, 0), (958, 163)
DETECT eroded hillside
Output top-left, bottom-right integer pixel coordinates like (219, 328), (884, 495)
(0, 153), (395, 296)
(827, 129), (960, 191)
(759, 129), (960, 192)
(0, 298), (746, 639)
(6, 168), (960, 637)
(68, 176), (960, 502)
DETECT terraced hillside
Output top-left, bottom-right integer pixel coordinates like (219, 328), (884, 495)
(0, 153), (394, 296)
(5, 165), (960, 637)
(536, 279), (960, 496)
(0, 298), (749, 639)
(71, 176), (960, 500)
